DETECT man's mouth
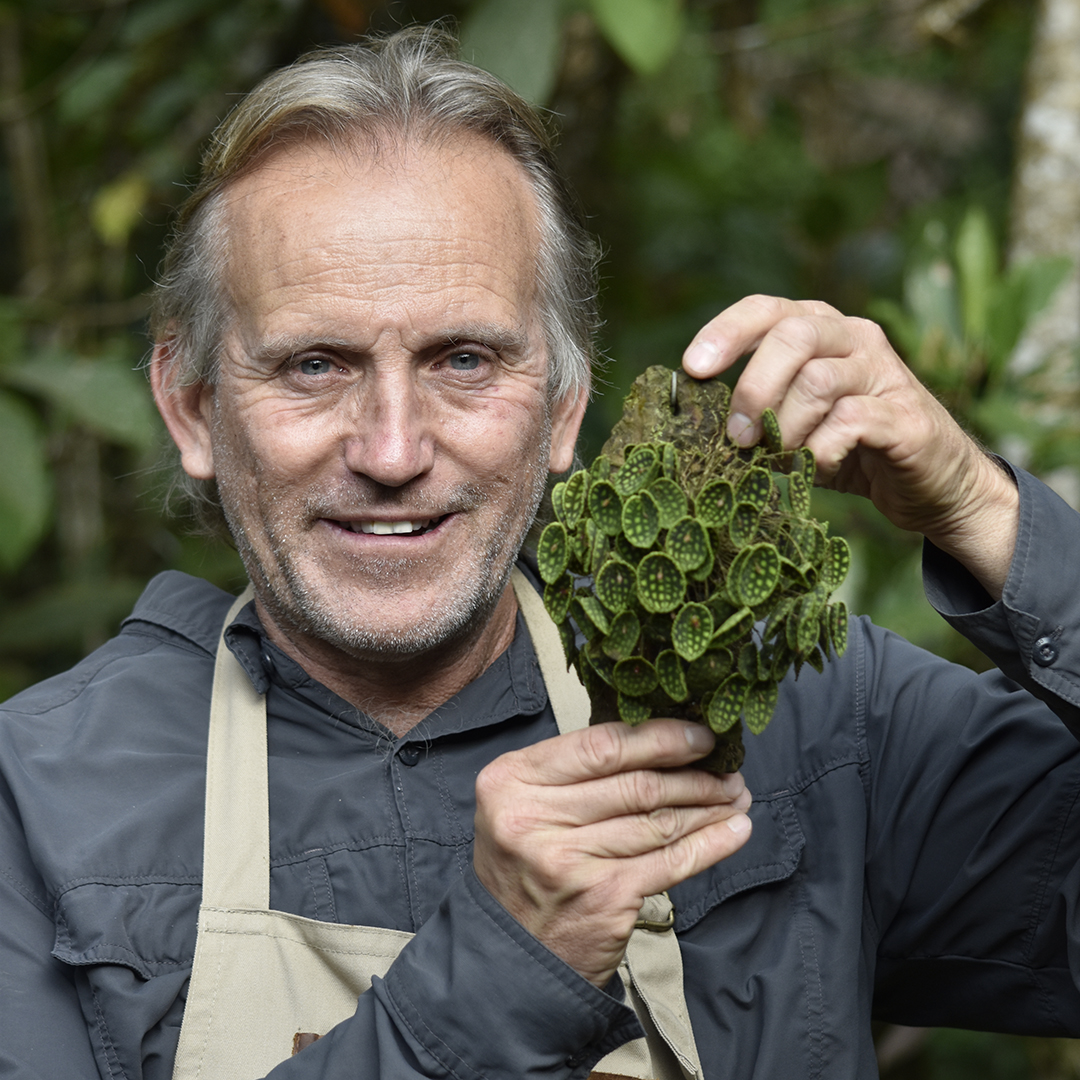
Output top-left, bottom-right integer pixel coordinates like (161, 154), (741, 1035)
(334, 516), (446, 536)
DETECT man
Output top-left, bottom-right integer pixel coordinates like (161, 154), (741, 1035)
(2, 25), (1079, 1080)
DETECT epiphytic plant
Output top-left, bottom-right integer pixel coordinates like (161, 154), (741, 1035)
(538, 367), (850, 773)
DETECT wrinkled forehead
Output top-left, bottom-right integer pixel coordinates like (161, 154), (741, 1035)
(216, 130), (542, 284)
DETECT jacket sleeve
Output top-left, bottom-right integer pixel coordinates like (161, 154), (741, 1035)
(867, 465), (1080, 1032)
(262, 866), (642, 1080)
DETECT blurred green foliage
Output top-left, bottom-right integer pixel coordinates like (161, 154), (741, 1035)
(1, 1), (1078, 1072)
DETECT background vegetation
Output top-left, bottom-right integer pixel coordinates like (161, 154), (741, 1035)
(2, 0), (1079, 1074)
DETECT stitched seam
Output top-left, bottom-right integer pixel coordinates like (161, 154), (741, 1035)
(794, 868), (826, 1079)
(89, 982), (128, 1079)
(382, 980), (481, 1080)
(0, 861), (50, 914)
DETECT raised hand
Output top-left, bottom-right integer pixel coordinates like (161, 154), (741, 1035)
(683, 295), (1019, 598)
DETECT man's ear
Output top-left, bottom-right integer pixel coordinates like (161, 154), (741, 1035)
(548, 385), (588, 474)
(150, 340), (216, 481)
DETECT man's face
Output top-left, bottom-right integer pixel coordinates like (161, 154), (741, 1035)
(183, 136), (582, 661)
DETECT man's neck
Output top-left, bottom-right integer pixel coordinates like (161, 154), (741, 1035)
(254, 587), (520, 738)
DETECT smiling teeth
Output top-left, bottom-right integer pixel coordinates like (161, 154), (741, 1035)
(353, 520), (432, 535)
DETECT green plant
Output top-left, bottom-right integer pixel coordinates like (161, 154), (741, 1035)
(538, 366), (850, 773)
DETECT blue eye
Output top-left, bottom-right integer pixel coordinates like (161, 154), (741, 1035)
(297, 358), (334, 376)
(448, 353), (481, 371)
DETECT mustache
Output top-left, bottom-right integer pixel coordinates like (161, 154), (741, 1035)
(303, 481), (487, 521)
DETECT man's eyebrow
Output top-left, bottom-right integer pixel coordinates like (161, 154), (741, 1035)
(248, 324), (534, 362)
(442, 323), (532, 357)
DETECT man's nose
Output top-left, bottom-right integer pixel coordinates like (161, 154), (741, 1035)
(341, 366), (436, 487)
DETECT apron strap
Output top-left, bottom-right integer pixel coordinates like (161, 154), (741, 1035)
(201, 584), (269, 910)
(510, 567), (591, 735)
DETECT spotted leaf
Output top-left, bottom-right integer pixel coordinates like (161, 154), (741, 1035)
(613, 655), (659, 697)
(666, 516), (711, 572)
(761, 408), (783, 454)
(695, 478), (734, 529)
(728, 502), (761, 549)
(743, 682), (779, 735)
(671, 602), (714, 661)
(822, 536), (851, 589)
(686, 647), (734, 696)
(655, 649), (689, 702)
(594, 557), (637, 613)
(602, 610), (641, 661)
(636, 551), (686, 613)
(735, 467), (773, 511)
(622, 491), (661, 549)
(729, 542), (781, 607)
(542, 573), (574, 624)
(588, 480), (623, 537)
(712, 606), (754, 647)
(649, 477), (688, 530)
(617, 693), (652, 725)
(537, 522), (569, 583)
(787, 472), (811, 517)
(706, 675), (749, 734)
(562, 469), (590, 530)
(613, 445), (659, 496)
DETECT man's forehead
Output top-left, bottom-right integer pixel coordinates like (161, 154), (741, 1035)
(219, 131), (539, 241)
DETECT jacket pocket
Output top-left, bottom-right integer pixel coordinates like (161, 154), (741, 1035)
(669, 794), (804, 931)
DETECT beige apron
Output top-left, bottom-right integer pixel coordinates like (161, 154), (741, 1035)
(172, 570), (703, 1080)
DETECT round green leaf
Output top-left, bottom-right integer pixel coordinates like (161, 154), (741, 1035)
(575, 594), (610, 635)
(706, 675), (749, 734)
(590, 453), (612, 481)
(686, 647), (734, 696)
(595, 557), (637, 613)
(588, 479), (624, 537)
(613, 445), (659, 496)
(613, 655), (659, 697)
(735, 467), (773, 511)
(537, 522), (569, 583)
(636, 551), (686, 613)
(672, 602), (714, 661)
(728, 502), (761, 548)
(729, 542), (781, 607)
(602, 610), (641, 661)
(694, 478), (734, 529)
(665, 516), (711, 572)
(787, 472), (811, 516)
(648, 476), (688, 529)
(542, 573), (575, 624)
(622, 490), (661, 549)
(655, 649), (689, 702)
(562, 469), (590, 529)
(617, 693), (653, 726)
(744, 682), (779, 735)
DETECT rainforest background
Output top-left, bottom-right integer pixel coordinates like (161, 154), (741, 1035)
(2, 0), (1080, 1074)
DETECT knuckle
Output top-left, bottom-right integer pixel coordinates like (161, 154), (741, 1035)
(578, 724), (625, 775)
(793, 356), (840, 401)
(621, 767), (665, 810)
(646, 804), (682, 843)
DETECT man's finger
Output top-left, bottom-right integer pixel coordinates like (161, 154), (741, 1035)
(682, 295), (841, 378)
(508, 719), (718, 786)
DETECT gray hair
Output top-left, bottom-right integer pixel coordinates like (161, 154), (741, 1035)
(150, 24), (600, 528)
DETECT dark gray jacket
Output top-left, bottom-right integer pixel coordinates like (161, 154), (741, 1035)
(3, 465), (1080, 1080)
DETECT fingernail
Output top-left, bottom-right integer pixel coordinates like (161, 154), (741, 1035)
(727, 412), (755, 447)
(727, 813), (752, 836)
(685, 724), (714, 753)
(684, 339), (719, 376)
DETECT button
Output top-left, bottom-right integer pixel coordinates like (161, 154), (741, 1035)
(399, 745), (421, 767)
(260, 649), (275, 675)
(1034, 636), (1059, 667)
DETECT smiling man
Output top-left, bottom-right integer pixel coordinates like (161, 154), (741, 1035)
(4, 25), (1080, 1080)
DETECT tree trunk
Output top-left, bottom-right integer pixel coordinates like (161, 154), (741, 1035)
(1008, 0), (1080, 505)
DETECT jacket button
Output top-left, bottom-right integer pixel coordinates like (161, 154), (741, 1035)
(260, 649), (275, 675)
(399, 745), (421, 767)
(1033, 636), (1059, 667)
